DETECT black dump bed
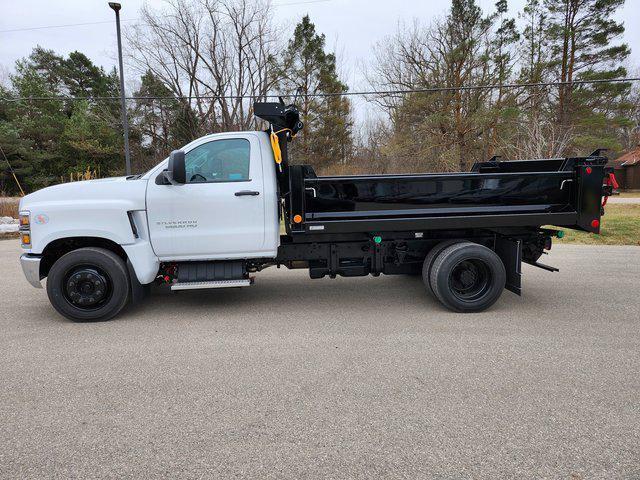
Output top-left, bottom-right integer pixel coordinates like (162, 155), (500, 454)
(283, 155), (610, 236)
(251, 102), (610, 238)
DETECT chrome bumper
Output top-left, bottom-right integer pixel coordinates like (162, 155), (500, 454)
(20, 254), (42, 289)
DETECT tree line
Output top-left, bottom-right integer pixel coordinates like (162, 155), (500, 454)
(0, 0), (637, 195)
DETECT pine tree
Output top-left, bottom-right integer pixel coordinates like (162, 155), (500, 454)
(0, 88), (34, 195)
(59, 100), (122, 177)
(520, 0), (548, 86)
(133, 71), (182, 154)
(62, 52), (116, 96)
(486, 0), (520, 156)
(8, 57), (67, 189)
(275, 16), (352, 171)
(0, 48), (126, 192)
(544, 0), (631, 153)
(380, 0), (500, 171)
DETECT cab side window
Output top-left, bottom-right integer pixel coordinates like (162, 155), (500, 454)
(185, 138), (250, 183)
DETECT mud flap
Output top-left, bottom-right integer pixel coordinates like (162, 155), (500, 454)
(495, 237), (522, 295)
(127, 259), (150, 305)
(577, 163), (606, 233)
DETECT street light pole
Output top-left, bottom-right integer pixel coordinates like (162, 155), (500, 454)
(109, 2), (131, 175)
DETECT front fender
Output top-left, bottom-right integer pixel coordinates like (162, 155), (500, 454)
(26, 200), (138, 254)
(18, 178), (158, 285)
(31, 210), (159, 286)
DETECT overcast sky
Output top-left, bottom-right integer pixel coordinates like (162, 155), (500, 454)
(1, 0), (638, 120)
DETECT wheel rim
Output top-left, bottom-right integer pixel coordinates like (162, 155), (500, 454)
(448, 259), (491, 302)
(62, 265), (112, 310)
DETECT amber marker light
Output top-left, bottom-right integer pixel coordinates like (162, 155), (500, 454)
(293, 214), (303, 224)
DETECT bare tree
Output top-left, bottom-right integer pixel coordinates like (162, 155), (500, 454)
(505, 117), (574, 159)
(125, 0), (279, 138)
(365, 1), (513, 171)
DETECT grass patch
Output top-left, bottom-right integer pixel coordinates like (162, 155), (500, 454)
(616, 191), (640, 198)
(0, 198), (20, 218)
(551, 204), (640, 246)
(0, 232), (19, 240)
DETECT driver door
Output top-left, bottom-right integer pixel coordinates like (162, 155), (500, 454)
(146, 134), (267, 260)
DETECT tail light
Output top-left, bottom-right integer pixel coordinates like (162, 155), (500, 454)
(601, 172), (618, 207)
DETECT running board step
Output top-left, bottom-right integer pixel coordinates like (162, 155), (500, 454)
(171, 279), (252, 291)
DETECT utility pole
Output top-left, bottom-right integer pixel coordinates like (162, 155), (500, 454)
(109, 2), (132, 175)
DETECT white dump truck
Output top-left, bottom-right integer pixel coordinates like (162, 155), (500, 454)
(19, 102), (614, 321)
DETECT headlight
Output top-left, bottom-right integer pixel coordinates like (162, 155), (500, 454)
(19, 211), (31, 247)
(19, 213), (30, 228)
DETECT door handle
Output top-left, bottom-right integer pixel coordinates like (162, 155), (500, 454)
(235, 190), (260, 196)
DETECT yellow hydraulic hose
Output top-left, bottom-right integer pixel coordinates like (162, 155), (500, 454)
(269, 128), (293, 165)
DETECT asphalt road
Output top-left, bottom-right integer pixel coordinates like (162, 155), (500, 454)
(1, 239), (639, 479)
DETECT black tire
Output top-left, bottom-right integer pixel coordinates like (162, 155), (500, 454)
(46, 247), (130, 322)
(428, 242), (505, 312)
(421, 240), (460, 295)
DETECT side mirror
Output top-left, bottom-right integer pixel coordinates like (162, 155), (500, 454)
(164, 150), (186, 185)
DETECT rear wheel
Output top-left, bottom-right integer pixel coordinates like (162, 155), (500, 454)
(46, 247), (130, 322)
(421, 240), (460, 295)
(428, 242), (505, 312)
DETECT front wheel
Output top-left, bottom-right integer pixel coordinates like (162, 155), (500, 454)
(427, 242), (506, 312)
(46, 247), (130, 322)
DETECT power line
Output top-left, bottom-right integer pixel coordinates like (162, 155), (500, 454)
(0, 0), (331, 34)
(1, 77), (638, 103)
(273, 0), (332, 5)
(0, 19), (138, 34)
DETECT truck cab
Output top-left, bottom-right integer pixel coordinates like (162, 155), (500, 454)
(145, 131), (280, 261)
(19, 129), (281, 319)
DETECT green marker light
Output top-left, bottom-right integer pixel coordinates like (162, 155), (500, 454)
(373, 236), (382, 244)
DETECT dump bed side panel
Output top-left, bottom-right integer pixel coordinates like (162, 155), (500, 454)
(304, 172), (574, 221)
(284, 156), (608, 236)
